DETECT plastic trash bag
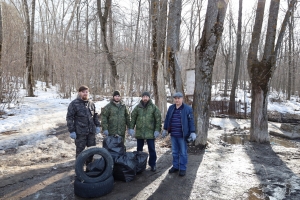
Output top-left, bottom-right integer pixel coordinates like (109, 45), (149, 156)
(86, 157), (105, 177)
(133, 151), (148, 174)
(103, 135), (126, 158)
(113, 152), (137, 182)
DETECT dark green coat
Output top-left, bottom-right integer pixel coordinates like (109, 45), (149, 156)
(130, 100), (161, 139)
(101, 100), (130, 137)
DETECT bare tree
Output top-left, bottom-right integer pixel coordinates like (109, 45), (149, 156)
(23, 0), (36, 97)
(229, 0), (243, 114)
(166, 0), (185, 99)
(97, 0), (119, 90)
(0, 3), (2, 102)
(287, 0), (296, 99)
(220, 11), (232, 97)
(193, 0), (228, 148)
(151, 0), (168, 118)
(247, 0), (297, 143)
(129, 0), (141, 96)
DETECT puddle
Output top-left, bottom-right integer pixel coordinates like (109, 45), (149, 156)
(221, 135), (297, 148)
(247, 182), (295, 200)
(247, 185), (269, 200)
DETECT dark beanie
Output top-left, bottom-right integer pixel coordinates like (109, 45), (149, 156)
(113, 90), (120, 97)
(142, 91), (150, 98)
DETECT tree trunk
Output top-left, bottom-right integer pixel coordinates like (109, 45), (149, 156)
(222, 12), (232, 97)
(86, 0), (89, 53)
(0, 3), (2, 102)
(129, 0), (141, 96)
(287, 2), (292, 100)
(151, 0), (168, 118)
(166, 0), (185, 99)
(24, 0), (35, 97)
(291, 5), (295, 96)
(247, 0), (296, 143)
(97, 0), (119, 90)
(229, 0), (243, 114)
(193, 0), (228, 148)
(186, 0), (195, 70)
(39, 2), (49, 88)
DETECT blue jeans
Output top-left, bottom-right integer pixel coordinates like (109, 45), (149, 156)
(137, 139), (157, 167)
(171, 137), (188, 171)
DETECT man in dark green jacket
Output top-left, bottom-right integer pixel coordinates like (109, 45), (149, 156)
(129, 92), (161, 172)
(101, 91), (130, 142)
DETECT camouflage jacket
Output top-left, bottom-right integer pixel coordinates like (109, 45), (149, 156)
(130, 99), (161, 139)
(66, 97), (100, 135)
(101, 100), (130, 136)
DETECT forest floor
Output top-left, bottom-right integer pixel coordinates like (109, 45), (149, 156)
(1, 118), (300, 200)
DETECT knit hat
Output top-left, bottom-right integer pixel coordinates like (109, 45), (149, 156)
(141, 91), (150, 98)
(113, 90), (121, 97)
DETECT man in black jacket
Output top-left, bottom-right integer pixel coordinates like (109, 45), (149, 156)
(66, 85), (101, 164)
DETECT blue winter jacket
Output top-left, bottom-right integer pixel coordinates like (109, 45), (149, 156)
(163, 103), (196, 140)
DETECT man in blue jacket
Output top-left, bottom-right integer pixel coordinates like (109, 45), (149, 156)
(162, 92), (196, 176)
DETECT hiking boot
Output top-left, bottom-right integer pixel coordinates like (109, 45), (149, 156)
(169, 167), (179, 173)
(151, 166), (156, 172)
(179, 170), (186, 176)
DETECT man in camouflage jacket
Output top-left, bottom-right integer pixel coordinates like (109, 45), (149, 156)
(129, 92), (161, 172)
(66, 85), (101, 164)
(101, 90), (130, 142)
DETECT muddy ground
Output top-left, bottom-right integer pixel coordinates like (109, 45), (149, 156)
(1, 121), (300, 200)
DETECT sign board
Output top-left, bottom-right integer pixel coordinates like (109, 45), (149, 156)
(186, 69), (195, 95)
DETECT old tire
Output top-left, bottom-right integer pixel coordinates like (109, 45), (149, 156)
(74, 175), (114, 198)
(75, 147), (113, 183)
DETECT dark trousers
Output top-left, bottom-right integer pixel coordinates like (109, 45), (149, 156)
(75, 133), (96, 164)
(137, 139), (157, 167)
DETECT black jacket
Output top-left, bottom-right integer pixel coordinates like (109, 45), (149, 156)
(66, 98), (100, 135)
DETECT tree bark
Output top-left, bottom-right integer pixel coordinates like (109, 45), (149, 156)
(229, 0), (243, 114)
(24, 0), (35, 97)
(151, 0), (168, 118)
(39, 1), (49, 88)
(86, 0), (89, 53)
(247, 0), (296, 143)
(193, 0), (228, 147)
(291, 5), (295, 96)
(221, 10), (232, 98)
(287, 1), (292, 100)
(166, 0), (185, 99)
(97, 0), (119, 90)
(0, 3), (2, 102)
(129, 0), (141, 96)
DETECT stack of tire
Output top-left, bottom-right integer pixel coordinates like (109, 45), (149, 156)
(74, 147), (114, 198)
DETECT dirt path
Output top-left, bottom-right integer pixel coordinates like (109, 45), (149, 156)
(1, 123), (300, 200)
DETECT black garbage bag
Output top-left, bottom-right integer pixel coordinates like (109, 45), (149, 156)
(86, 157), (106, 177)
(133, 151), (148, 174)
(103, 135), (126, 158)
(113, 152), (137, 182)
